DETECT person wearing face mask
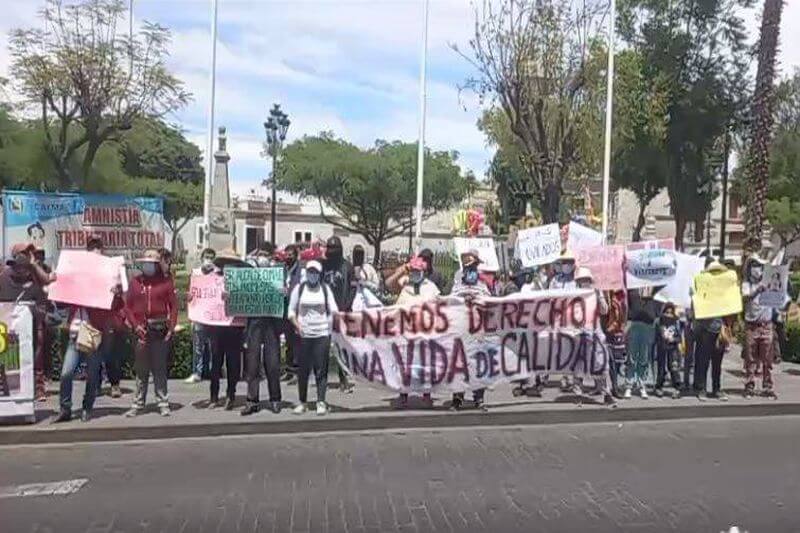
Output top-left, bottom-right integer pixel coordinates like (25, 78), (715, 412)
(741, 256), (776, 398)
(322, 236), (356, 393)
(280, 245), (302, 383)
(547, 252), (578, 290)
(185, 248), (218, 384)
(574, 268), (616, 406)
(123, 249), (178, 417)
(418, 248), (445, 293)
(393, 256), (440, 409)
(241, 247), (286, 416)
(654, 303), (684, 399)
(624, 287), (661, 399)
(352, 245), (379, 291)
(288, 260), (339, 415)
(451, 251), (490, 410)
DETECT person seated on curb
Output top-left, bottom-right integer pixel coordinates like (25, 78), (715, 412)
(395, 255), (440, 409)
(288, 260), (339, 416)
(451, 250), (490, 411)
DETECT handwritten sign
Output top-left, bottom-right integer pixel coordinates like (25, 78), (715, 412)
(332, 290), (608, 394)
(515, 224), (561, 268)
(224, 267), (285, 317)
(625, 240), (677, 289)
(189, 274), (236, 326)
(566, 222), (603, 252)
(655, 252), (706, 309)
(47, 250), (124, 310)
(692, 269), (742, 319)
(758, 265), (790, 308)
(453, 237), (500, 272)
(575, 245), (625, 290)
(0, 303), (35, 420)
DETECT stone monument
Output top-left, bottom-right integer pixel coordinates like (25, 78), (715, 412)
(207, 126), (235, 251)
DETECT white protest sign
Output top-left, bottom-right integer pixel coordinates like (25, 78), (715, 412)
(758, 265), (790, 308)
(655, 252), (706, 309)
(453, 237), (499, 272)
(566, 222), (603, 252)
(625, 240), (677, 289)
(514, 224), (561, 268)
(332, 290), (609, 394)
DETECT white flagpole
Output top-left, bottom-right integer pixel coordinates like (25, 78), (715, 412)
(600, 0), (616, 245)
(202, 0), (219, 247)
(414, 0), (430, 250)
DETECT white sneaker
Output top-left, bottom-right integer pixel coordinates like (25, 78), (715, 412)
(623, 388), (632, 399)
(640, 388), (649, 399)
(316, 401), (329, 416)
(292, 403), (307, 415)
(184, 374), (201, 384)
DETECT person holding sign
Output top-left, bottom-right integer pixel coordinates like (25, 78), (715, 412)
(741, 256), (777, 398)
(575, 268), (616, 407)
(124, 249), (178, 417)
(186, 248), (218, 384)
(288, 260), (339, 415)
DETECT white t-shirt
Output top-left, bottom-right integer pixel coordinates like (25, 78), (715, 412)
(288, 283), (339, 338)
(396, 280), (440, 306)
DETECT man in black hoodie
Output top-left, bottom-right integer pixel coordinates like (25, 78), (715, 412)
(322, 236), (356, 393)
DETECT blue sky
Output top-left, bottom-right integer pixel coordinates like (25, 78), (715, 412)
(2, 1), (800, 197)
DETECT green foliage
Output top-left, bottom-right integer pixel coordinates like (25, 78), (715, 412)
(120, 117), (203, 183)
(278, 134), (471, 260)
(785, 322), (800, 364)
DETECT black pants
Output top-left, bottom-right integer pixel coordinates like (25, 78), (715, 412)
(656, 344), (682, 390)
(694, 329), (724, 394)
(297, 336), (330, 403)
(210, 326), (243, 402)
(244, 318), (282, 404)
(102, 329), (125, 386)
(683, 328), (695, 390)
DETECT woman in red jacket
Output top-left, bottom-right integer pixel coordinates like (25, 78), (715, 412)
(124, 249), (178, 417)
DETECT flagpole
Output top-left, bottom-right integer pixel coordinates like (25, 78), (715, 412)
(202, 0), (219, 247)
(600, 0), (616, 245)
(414, 0), (430, 251)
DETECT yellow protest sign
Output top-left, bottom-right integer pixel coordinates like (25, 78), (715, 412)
(692, 270), (743, 319)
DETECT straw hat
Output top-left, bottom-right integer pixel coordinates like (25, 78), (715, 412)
(306, 260), (323, 272)
(213, 248), (250, 268)
(575, 267), (593, 281)
(136, 249), (161, 263)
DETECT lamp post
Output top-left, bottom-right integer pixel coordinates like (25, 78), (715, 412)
(264, 104), (290, 248)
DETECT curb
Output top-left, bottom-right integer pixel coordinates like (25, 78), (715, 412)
(2, 402), (800, 445)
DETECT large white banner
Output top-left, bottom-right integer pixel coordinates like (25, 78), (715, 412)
(2, 191), (166, 264)
(332, 290), (609, 394)
(655, 252), (706, 308)
(515, 224), (561, 268)
(0, 303), (35, 421)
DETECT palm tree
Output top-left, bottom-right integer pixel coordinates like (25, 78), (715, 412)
(744, 0), (785, 254)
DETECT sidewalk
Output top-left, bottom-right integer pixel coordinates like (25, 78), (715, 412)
(3, 351), (800, 445)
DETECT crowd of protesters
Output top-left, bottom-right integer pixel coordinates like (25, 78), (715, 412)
(0, 232), (793, 424)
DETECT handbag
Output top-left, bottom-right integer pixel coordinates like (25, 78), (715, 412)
(76, 320), (103, 354)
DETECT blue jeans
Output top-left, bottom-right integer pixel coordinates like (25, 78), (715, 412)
(192, 324), (212, 378)
(59, 340), (103, 411)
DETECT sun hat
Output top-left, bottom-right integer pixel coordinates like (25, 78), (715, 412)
(306, 260), (323, 272)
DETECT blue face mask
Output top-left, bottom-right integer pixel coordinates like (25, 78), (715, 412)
(306, 271), (321, 286)
(463, 268), (479, 286)
(409, 271), (424, 285)
(141, 263), (158, 277)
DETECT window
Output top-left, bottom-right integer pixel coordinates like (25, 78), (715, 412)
(294, 230), (312, 243)
(245, 226), (265, 254)
(729, 194), (741, 219)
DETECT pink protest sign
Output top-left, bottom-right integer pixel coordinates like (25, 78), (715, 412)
(188, 274), (236, 326)
(575, 245), (625, 290)
(47, 250), (123, 310)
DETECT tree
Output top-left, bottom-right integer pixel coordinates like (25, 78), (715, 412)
(743, 0), (785, 254)
(453, 0), (607, 223)
(119, 117), (203, 183)
(618, 0), (753, 250)
(9, 0), (190, 189)
(278, 134), (471, 262)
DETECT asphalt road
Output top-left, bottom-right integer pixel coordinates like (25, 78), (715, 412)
(2, 417), (799, 533)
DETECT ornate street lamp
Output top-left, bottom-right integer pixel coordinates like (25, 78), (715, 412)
(264, 104), (290, 247)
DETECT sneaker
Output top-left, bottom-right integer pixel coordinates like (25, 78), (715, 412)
(706, 391), (719, 400)
(341, 383), (355, 394)
(654, 388), (664, 398)
(159, 405), (171, 417)
(52, 409), (72, 423)
(761, 389), (778, 399)
(224, 398), (235, 411)
(744, 385), (755, 398)
(572, 384), (582, 396)
(240, 404), (259, 416)
(671, 389), (681, 400)
(396, 394), (408, 410)
(269, 401), (282, 414)
(623, 388), (632, 399)
(696, 393), (707, 402)
(184, 374), (201, 384)
(292, 403), (308, 415)
(110, 385), (122, 398)
(80, 409), (91, 423)
(526, 386), (543, 398)
(640, 388), (648, 399)
(717, 391), (729, 402)
(604, 393), (617, 407)
(316, 401), (329, 416)
(208, 398), (220, 409)
(124, 407), (141, 418)
(450, 397), (463, 411)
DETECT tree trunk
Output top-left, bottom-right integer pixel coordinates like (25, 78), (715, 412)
(541, 182), (560, 224)
(371, 239), (382, 268)
(674, 214), (687, 252)
(80, 138), (103, 189)
(743, 0), (784, 255)
(632, 202), (647, 242)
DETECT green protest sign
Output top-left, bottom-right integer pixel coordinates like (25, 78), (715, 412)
(224, 267), (285, 317)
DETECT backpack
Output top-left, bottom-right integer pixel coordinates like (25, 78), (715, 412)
(296, 282), (331, 317)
